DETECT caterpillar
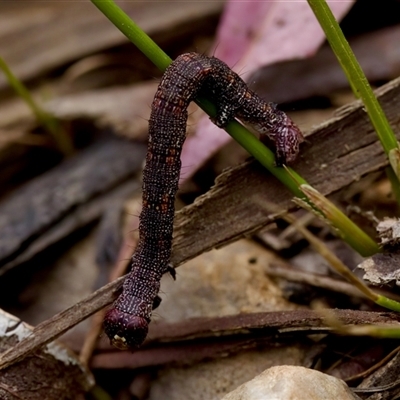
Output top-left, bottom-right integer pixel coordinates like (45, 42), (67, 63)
(103, 52), (304, 349)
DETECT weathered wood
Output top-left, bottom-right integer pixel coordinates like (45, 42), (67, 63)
(171, 76), (400, 266)
(1, 277), (398, 370)
(2, 64), (400, 372)
(0, 276), (125, 370)
(0, 310), (93, 398)
(0, 0), (223, 90)
(2, 76), (399, 370)
(0, 137), (146, 272)
(90, 309), (400, 369)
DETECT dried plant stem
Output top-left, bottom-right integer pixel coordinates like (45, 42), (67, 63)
(280, 210), (400, 313)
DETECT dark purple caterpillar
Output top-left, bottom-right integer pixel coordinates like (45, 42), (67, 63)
(103, 52), (304, 349)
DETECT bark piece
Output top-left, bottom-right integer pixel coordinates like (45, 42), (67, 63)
(171, 76), (400, 267)
(0, 309), (93, 400)
(0, 136), (146, 273)
(0, 1), (223, 90)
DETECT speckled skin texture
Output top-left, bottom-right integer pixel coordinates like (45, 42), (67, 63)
(104, 53), (303, 349)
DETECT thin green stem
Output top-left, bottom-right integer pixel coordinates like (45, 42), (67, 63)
(376, 295), (400, 313)
(90, 0), (306, 199)
(352, 326), (400, 339)
(89, 386), (113, 400)
(0, 57), (73, 155)
(307, 0), (400, 170)
(280, 211), (400, 313)
(91, 0), (379, 257)
(298, 185), (380, 256)
(196, 97), (307, 198)
(91, 0), (171, 71)
(386, 166), (400, 204)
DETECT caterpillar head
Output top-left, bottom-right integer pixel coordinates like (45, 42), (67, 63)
(104, 308), (148, 350)
(272, 111), (304, 166)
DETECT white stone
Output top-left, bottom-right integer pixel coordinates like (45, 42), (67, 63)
(221, 366), (358, 400)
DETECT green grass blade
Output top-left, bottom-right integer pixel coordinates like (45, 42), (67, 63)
(0, 57), (73, 155)
(91, 0), (171, 71)
(90, 0), (306, 199)
(90, 0), (379, 257)
(280, 211), (400, 313)
(307, 0), (400, 178)
(298, 185), (380, 256)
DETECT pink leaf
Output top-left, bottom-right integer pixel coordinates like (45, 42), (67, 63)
(180, 0), (354, 182)
(214, 0), (354, 79)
